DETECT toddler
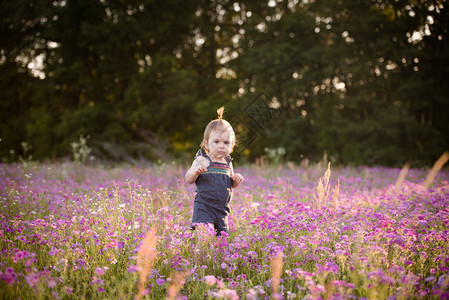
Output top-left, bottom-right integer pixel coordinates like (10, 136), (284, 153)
(185, 107), (244, 236)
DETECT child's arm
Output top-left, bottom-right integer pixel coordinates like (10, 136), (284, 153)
(185, 156), (209, 184)
(230, 162), (244, 188)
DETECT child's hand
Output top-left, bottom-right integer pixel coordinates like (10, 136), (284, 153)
(232, 173), (244, 187)
(195, 165), (207, 175)
(194, 156), (209, 175)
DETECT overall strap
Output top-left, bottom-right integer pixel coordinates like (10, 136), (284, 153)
(225, 155), (233, 166)
(195, 149), (212, 163)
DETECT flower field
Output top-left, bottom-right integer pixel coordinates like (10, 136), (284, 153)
(0, 162), (448, 299)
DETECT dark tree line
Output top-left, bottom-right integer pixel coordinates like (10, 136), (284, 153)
(1, 0), (448, 166)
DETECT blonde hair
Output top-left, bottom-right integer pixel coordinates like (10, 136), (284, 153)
(200, 107), (236, 153)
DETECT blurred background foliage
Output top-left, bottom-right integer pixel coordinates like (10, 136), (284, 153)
(1, 0), (448, 166)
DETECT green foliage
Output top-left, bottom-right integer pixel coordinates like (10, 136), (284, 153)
(0, 0), (448, 166)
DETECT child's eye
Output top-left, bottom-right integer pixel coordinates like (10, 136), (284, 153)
(224, 141), (230, 144)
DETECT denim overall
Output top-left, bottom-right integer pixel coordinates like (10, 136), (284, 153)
(191, 150), (233, 235)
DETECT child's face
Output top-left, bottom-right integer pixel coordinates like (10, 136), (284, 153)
(205, 128), (232, 161)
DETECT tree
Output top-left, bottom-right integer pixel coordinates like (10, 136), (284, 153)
(1, 0), (447, 166)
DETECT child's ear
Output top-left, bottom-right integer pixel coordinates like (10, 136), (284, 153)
(202, 139), (208, 151)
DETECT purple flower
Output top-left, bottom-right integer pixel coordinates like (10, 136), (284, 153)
(51, 291), (59, 299)
(25, 272), (40, 288)
(272, 293), (284, 300)
(1, 268), (17, 285)
(90, 278), (104, 285)
(156, 278), (166, 286)
(335, 249), (345, 255)
(128, 265), (141, 273)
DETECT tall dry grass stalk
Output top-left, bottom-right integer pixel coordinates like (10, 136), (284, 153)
(422, 152), (449, 189)
(314, 162), (331, 209)
(395, 162), (411, 189)
(271, 252), (283, 296)
(165, 271), (188, 300)
(136, 227), (158, 300)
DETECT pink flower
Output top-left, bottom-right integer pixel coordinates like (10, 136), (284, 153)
(142, 288), (150, 296)
(13, 250), (29, 263)
(48, 278), (57, 288)
(216, 289), (239, 300)
(203, 275), (217, 286)
(95, 267), (105, 276)
(25, 259), (37, 267)
(217, 280), (225, 288)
